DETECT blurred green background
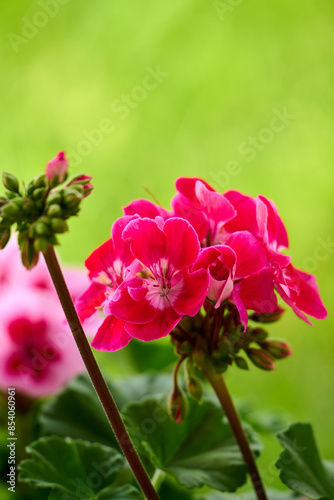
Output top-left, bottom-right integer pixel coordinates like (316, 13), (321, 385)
(1, 0), (334, 495)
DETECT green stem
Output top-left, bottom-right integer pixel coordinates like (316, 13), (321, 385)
(151, 469), (166, 492)
(43, 246), (160, 500)
(202, 361), (268, 500)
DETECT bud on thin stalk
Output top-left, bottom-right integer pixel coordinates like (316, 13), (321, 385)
(260, 339), (292, 359)
(247, 348), (275, 371)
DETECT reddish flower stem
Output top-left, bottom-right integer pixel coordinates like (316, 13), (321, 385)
(202, 360), (268, 500)
(43, 246), (160, 500)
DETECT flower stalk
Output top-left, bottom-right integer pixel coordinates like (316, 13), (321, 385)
(201, 358), (268, 500)
(43, 245), (160, 500)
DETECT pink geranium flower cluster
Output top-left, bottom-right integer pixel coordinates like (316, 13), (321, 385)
(77, 177), (327, 352)
(0, 238), (99, 398)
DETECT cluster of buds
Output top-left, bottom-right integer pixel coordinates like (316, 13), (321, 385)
(0, 152), (93, 269)
(167, 303), (292, 421)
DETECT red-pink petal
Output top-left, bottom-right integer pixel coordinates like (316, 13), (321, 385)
(275, 282), (313, 325)
(164, 218), (200, 270)
(172, 269), (209, 316)
(225, 231), (266, 279)
(232, 288), (249, 329)
(91, 315), (132, 351)
(195, 181), (237, 230)
(76, 282), (106, 322)
(109, 284), (155, 324)
(122, 218), (166, 269)
(85, 238), (115, 275)
(257, 196), (289, 250)
(123, 199), (170, 219)
(175, 177), (215, 206)
(276, 264), (327, 321)
(224, 190), (259, 237)
(234, 268), (278, 315)
(125, 307), (181, 341)
(171, 193), (208, 242)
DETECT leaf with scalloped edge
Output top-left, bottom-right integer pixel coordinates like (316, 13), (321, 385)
(276, 423), (334, 500)
(18, 436), (141, 499)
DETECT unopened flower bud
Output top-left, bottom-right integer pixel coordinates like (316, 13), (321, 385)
(35, 221), (50, 236)
(47, 191), (63, 205)
(249, 308), (285, 323)
(21, 238), (39, 270)
(185, 358), (202, 402)
(47, 204), (62, 217)
(168, 386), (188, 424)
(234, 356), (249, 370)
(2, 201), (20, 220)
(252, 328), (268, 342)
(34, 237), (50, 252)
(247, 348), (275, 371)
(67, 174), (93, 198)
(2, 172), (20, 193)
(63, 190), (82, 209)
(33, 173), (48, 189)
(0, 226), (11, 249)
(46, 151), (68, 185)
(260, 339), (292, 360)
(50, 218), (68, 233)
(32, 187), (46, 200)
(213, 359), (228, 373)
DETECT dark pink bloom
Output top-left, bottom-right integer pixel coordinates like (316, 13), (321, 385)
(46, 151), (68, 183)
(172, 177), (236, 245)
(109, 217), (209, 341)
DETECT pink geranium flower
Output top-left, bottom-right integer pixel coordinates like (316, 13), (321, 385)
(108, 217), (209, 341)
(77, 176), (327, 354)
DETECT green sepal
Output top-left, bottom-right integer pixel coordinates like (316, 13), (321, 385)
(0, 225), (11, 249)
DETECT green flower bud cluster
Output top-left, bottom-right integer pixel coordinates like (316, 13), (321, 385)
(0, 169), (93, 269)
(169, 306), (292, 377)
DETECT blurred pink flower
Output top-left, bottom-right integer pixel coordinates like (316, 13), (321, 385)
(0, 237), (101, 397)
(0, 289), (84, 397)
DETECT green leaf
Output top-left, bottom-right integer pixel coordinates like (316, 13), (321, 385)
(276, 423), (334, 499)
(39, 375), (118, 448)
(123, 395), (261, 493)
(194, 489), (298, 500)
(18, 436), (141, 500)
(39, 373), (172, 448)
